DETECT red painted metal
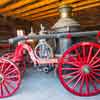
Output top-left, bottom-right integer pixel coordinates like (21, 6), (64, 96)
(0, 58), (21, 98)
(66, 33), (72, 39)
(58, 42), (100, 96)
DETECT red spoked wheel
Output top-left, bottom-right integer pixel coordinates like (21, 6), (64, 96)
(0, 57), (21, 98)
(2, 52), (26, 77)
(58, 42), (100, 96)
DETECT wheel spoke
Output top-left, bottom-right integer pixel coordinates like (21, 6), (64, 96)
(85, 75), (89, 94)
(90, 72), (100, 83)
(87, 46), (93, 63)
(82, 45), (86, 63)
(72, 73), (82, 89)
(94, 69), (100, 72)
(0, 84), (3, 96)
(66, 72), (81, 85)
(5, 77), (19, 83)
(5, 75), (18, 80)
(3, 64), (12, 74)
(88, 75), (97, 91)
(92, 64), (100, 68)
(62, 67), (79, 71)
(68, 55), (81, 66)
(91, 58), (100, 66)
(5, 75), (18, 79)
(3, 82), (10, 94)
(63, 60), (80, 67)
(62, 70), (79, 79)
(5, 69), (16, 76)
(89, 49), (100, 64)
(92, 71), (100, 77)
(79, 75), (84, 93)
(4, 81), (15, 90)
(74, 49), (82, 62)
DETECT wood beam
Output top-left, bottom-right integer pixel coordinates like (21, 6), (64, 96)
(0, 0), (37, 13)
(61, 0), (81, 4)
(73, 2), (100, 11)
(9, 0), (99, 19)
(4, 0), (59, 16)
(32, 13), (59, 21)
(17, 2), (59, 17)
(26, 0), (99, 18)
(4, 0), (81, 16)
(72, 0), (98, 7)
(16, 0), (81, 17)
(0, 0), (11, 5)
(31, 2), (100, 21)
(27, 9), (58, 19)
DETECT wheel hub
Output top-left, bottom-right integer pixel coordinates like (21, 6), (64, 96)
(0, 74), (4, 83)
(82, 65), (90, 74)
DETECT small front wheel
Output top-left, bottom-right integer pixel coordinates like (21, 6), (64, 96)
(0, 57), (21, 98)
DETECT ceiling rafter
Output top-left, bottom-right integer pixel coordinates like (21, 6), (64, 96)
(0, 0), (11, 5)
(26, 0), (100, 20)
(27, 0), (99, 19)
(4, 0), (81, 17)
(31, 2), (100, 21)
(3, 0), (81, 20)
(15, 2), (59, 17)
(73, 2), (100, 11)
(0, 0), (37, 13)
(5, 0), (99, 21)
(14, 0), (81, 17)
(3, 0), (59, 16)
(32, 13), (59, 21)
(28, 9), (58, 19)
(72, 0), (99, 7)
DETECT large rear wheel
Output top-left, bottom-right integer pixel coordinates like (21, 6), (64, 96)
(58, 42), (100, 96)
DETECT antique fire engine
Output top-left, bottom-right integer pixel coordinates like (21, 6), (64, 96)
(0, 2), (99, 98)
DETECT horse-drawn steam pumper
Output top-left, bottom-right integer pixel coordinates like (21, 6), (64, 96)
(0, 29), (99, 98)
(0, 4), (100, 98)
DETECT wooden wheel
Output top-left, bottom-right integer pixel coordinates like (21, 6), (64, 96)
(58, 42), (100, 96)
(2, 52), (26, 77)
(0, 57), (21, 98)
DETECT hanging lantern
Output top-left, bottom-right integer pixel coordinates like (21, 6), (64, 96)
(52, 3), (80, 54)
